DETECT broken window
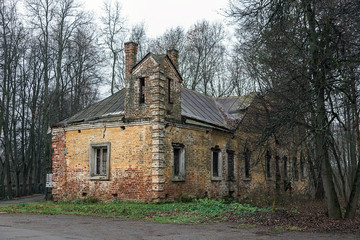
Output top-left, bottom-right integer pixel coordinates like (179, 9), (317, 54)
(172, 143), (185, 181)
(139, 77), (145, 103)
(227, 150), (235, 181)
(211, 146), (222, 180)
(90, 142), (110, 180)
(244, 148), (251, 179)
(266, 151), (271, 179)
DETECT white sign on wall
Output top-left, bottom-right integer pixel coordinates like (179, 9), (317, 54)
(46, 173), (53, 188)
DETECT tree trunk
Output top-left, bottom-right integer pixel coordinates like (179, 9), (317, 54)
(344, 69), (360, 219)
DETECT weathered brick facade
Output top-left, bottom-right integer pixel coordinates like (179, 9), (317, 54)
(51, 43), (308, 202)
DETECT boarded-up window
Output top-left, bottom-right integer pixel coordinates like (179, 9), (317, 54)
(227, 150), (235, 181)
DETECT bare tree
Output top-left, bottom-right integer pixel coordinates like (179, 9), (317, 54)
(100, 0), (126, 95)
(226, 0), (360, 219)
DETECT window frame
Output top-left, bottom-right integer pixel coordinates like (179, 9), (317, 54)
(266, 151), (272, 179)
(90, 142), (111, 180)
(227, 150), (235, 181)
(244, 148), (251, 179)
(293, 157), (299, 181)
(211, 146), (222, 181)
(300, 154), (305, 180)
(139, 77), (145, 104)
(168, 78), (173, 104)
(172, 143), (185, 181)
(283, 156), (288, 180)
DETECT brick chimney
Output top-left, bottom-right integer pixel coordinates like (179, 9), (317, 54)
(125, 42), (138, 76)
(167, 49), (179, 69)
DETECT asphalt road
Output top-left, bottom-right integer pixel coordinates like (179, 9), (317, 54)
(0, 194), (45, 206)
(0, 195), (358, 240)
(0, 213), (359, 240)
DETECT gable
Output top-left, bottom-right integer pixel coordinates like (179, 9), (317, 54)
(131, 53), (182, 82)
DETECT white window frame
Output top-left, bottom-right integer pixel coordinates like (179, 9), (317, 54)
(90, 142), (110, 180)
(172, 143), (185, 181)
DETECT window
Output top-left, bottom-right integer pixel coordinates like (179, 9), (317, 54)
(244, 148), (251, 179)
(283, 156), (288, 179)
(300, 153), (305, 180)
(168, 78), (172, 104)
(172, 143), (185, 181)
(211, 146), (222, 180)
(293, 157), (299, 181)
(139, 78), (145, 103)
(227, 150), (235, 181)
(275, 156), (281, 180)
(266, 151), (271, 179)
(90, 142), (110, 180)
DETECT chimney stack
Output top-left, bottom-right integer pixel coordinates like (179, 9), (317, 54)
(167, 49), (179, 69)
(125, 42), (138, 76)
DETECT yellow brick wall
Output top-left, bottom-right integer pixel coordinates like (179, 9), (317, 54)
(52, 124), (154, 201)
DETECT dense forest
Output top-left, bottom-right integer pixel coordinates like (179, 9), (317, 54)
(0, 0), (359, 219)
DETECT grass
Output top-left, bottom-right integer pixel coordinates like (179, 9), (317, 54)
(0, 198), (270, 224)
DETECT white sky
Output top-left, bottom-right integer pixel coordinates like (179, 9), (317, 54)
(83, 0), (230, 38)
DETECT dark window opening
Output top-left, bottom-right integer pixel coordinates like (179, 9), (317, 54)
(174, 148), (180, 176)
(244, 148), (251, 179)
(293, 157), (299, 181)
(283, 156), (288, 179)
(172, 143), (185, 180)
(275, 156), (281, 191)
(139, 78), (145, 103)
(266, 151), (271, 178)
(275, 156), (281, 180)
(213, 151), (219, 177)
(168, 78), (172, 104)
(227, 150), (235, 180)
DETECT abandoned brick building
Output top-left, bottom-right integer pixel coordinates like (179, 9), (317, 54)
(51, 42), (308, 202)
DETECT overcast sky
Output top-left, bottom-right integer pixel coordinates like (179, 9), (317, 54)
(83, 0), (230, 38)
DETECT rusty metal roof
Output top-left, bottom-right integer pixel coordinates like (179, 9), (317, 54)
(57, 87), (255, 130)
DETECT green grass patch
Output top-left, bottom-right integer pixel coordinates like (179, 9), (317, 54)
(0, 198), (270, 224)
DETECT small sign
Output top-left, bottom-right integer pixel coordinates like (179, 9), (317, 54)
(46, 173), (53, 188)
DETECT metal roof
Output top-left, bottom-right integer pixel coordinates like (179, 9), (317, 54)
(57, 87), (255, 131)
(181, 88), (228, 128)
(58, 89), (125, 125)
